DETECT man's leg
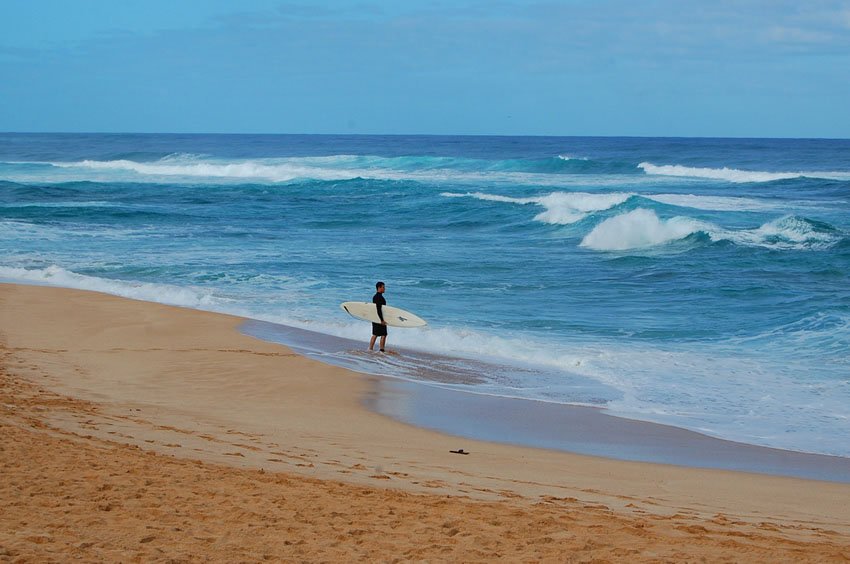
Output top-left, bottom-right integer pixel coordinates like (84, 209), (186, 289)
(379, 335), (387, 352)
(369, 335), (377, 350)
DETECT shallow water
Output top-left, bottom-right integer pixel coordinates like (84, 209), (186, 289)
(2, 133), (848, 456)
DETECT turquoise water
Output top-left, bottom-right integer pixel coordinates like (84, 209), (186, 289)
(1, 133), (848, 456)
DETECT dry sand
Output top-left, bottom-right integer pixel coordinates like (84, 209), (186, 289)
(1, 283), (848, 562)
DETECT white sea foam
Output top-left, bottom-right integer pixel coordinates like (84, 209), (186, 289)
(533, 192), (633, 224)
(719, 215), (842, 250)
(595, 342), (850, 457)
(729, 312), (850, 358)
(257, 313), (850, 456)
(440, 192), (536, 204)
(254, 313), (611, 394)
(557, 154), (589, 161)
(639, 162), (850, 183)
(580, 209), (709, 251)
(441, 191), (632, 225)
(49, 154), (491, 183)
(442, 189), (805, 228)
(3, 265), (848, 456)
(645, 193), (781, 212)
(579, 209), (843, 252)
(0, 265), (595, 386)
(0, 265), (218, 308)
(54, 158), (359, 183)
(5, 154), (669, 188)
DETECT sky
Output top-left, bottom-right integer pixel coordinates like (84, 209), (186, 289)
(1, 0), (849, 137)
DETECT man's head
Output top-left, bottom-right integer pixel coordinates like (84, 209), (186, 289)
(376, 281), (385, 292)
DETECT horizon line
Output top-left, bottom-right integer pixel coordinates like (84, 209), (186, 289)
(2, 131), (849, 142)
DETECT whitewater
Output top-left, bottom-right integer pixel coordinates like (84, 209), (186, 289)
(1, 133), (848, 457)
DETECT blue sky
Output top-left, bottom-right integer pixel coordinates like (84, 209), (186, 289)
(1, 0), (849, 137)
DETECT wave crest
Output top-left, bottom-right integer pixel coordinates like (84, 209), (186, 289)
(721, 216), (843, 250)
(639, 162), (850, 183)
(54, 158), (352, 183)
(579, 210), (843, 252)
(533, 192), (633, 224)
(580, 209), (708, 251)
(441, 191), (632, 225)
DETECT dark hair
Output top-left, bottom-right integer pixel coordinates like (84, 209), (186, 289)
(376, 281), (385, 290)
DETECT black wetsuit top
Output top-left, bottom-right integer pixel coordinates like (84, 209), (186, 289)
(372, 292), (387, 336)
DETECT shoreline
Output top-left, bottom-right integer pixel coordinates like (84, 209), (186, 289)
(368, 379), (850, 483)
(2, 283), (849, 560)
(242, 318), (850, 483)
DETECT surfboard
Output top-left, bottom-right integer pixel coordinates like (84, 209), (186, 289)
(340, 302), (427, 328)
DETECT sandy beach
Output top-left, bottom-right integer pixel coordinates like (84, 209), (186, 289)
(2, 283), (849, 562)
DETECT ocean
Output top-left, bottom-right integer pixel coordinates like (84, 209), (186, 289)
(1, 132), (848, 458)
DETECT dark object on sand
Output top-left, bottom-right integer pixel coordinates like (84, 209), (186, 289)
(449, 449), (469, 455)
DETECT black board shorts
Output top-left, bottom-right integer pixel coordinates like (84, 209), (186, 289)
(372, 322), (387, 336)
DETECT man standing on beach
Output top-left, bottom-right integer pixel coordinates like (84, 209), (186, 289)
(369, 281), (388, 352)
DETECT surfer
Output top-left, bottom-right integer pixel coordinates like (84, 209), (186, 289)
(369, 281), (388, 352)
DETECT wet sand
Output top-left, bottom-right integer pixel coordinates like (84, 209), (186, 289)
(1, 283), (849, 562)
(244, 319), (850, 482)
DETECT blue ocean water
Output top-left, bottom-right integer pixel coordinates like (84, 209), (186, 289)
(1, 133), (848, 457)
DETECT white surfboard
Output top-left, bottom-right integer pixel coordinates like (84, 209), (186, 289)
(340, 302), (427, 328)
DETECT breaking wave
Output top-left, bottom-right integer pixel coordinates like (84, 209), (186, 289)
(52, 156), (357, 183)
(580, 210), (844, 252)
(580, 209), (709, 251)
(4, 153), (646, 187)
(441, 190), (792, 225)
(721, 216), (843, 251)
(441, 191), (632, 224)
(639, 162), (850, 183)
